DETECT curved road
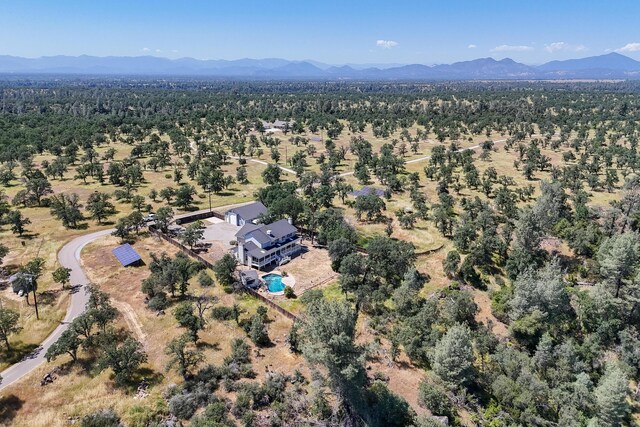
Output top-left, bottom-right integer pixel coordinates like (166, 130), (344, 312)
(0, 229), (113, 392)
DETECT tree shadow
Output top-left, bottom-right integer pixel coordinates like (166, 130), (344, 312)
(38, 289), (62, 306)
(0, 342), (40, 366)
(118, 367), (164, 394)
(19, 232), (39, 240)
(196, 341), (220, 351)
(0, 395), (24, 424)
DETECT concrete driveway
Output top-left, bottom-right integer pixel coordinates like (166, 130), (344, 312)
(201, 218), (240, 250)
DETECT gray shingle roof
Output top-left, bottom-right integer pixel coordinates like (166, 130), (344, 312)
(236, 219), (298, 254)
(227, 202), (267, 222)
(265, 219), (297, 239)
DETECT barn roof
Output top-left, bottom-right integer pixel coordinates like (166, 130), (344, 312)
(112, 243), (142, 267)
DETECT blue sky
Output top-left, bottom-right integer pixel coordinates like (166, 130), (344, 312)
(1, 0), (639, 65)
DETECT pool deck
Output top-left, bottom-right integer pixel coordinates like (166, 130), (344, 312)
(260, 271), (296, 295)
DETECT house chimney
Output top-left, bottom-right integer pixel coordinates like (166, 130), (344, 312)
(267, 229), (273, 236)
(287, 217), (293, 225)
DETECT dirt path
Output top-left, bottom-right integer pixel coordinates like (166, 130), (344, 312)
(467, 286), (509, 338)
(111, 300), (147, 346)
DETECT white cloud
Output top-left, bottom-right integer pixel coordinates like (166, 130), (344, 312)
(468, 44), (477, 49)
(545, 42), (587, 53)
(615, 42), (640, 53)
(171, 49), (179, 53)
(490, 44), (534, 52)
(155, 49), (162, 53)
(141, 47), (151, 52)
(376, 39), (398, 49)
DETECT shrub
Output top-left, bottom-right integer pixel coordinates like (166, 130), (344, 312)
(418, 380), (452, 418)
(232, 390), (252, 417)
(168, 392), (199, 420)
(284, 286), (296, 299)
(81, 409), (122, 427)
(148, 293), (168, 311)
(247, 315), (270, 347)
(198, 270), (214, 287)
(211, 306), (235, 321)
(300, 289), (323, 305)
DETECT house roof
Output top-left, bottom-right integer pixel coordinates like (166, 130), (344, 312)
(236, 219), (298, 258)
(265, 219), (297, 239)
(240, 270), (259, 282)
(351, 186), (385, 197)
(112, 243), (142, 267)
(226, 202), (267, 221)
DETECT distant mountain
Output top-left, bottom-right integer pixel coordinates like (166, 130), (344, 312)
(538, 52), (640, 72)
(1, 53), (640, 80)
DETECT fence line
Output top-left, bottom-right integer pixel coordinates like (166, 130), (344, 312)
(149, 227), (298, 321)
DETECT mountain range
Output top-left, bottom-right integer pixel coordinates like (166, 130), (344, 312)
(1, 52), (640, 80)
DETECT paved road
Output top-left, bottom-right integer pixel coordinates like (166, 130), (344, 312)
(0, 229), (113, 392)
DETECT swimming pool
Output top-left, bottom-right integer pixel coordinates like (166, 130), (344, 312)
(263, 273), (285, 293)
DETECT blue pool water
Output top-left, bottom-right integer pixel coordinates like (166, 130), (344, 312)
(263, 273), (285, 293)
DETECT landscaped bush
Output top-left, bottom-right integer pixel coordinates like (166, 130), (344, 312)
(284, 286), (296, 299)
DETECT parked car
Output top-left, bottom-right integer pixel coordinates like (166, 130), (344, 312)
(144, 213), (156, 222)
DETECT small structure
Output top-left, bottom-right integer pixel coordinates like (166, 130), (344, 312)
(351, 186), (385, 197)
(235, 219), (301, 269)
(225, 202), (268, 227)
(261, 120), (292, 130)
(112, 243), (142, 267)
(240, 270), (261, 289)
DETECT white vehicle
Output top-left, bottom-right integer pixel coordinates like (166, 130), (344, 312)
(144, 213), (156, 222)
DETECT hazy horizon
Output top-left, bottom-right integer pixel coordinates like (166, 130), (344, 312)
(1, 0), (639, 65)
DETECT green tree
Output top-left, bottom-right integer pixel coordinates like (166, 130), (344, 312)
(98, 336), (147, 386)
(165, 333), (204, 380)
(262, 163), (281, 185)
(175, 184), (196, 209)
(5, 209), (31, 236)
(155, 206), (174, 233)
(302, 299), (366, 419)
(442, 251), (460, 278)
(52, 266), (72, 289)
(597, 232), (639, 298)
(25, 172), (53, 206)
(50, 193), (83, 228)
(180, 220), (205, 249)
(174, 302), (204, 342)
(431, 324), (475, 389)
(0, 308), (21, 351)
(354, 193), (386, 222)
(86, 191), (116, 224)
(213, 253), (237, 287)
(594, 364), (629, 426)
(45, 327), (81, 363)
(247, 313), (270, 346)
(112, 217), (131, 243)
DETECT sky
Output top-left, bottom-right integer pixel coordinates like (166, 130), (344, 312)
(1, 0), (640, 65)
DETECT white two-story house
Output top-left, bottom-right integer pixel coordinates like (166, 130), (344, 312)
(234, 219), (301, 269)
